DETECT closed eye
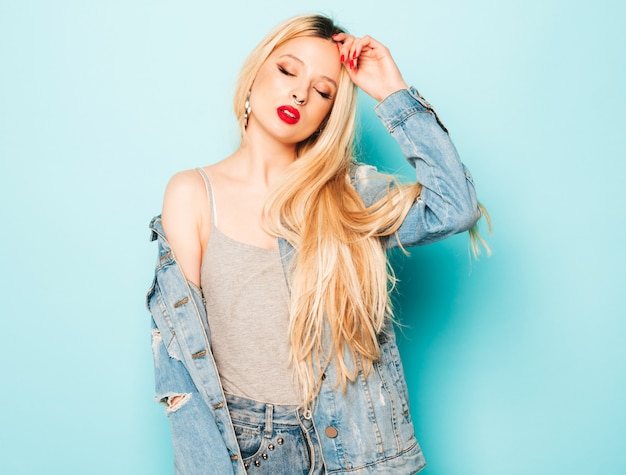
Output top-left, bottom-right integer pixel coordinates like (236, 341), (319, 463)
(316, 89), (332, 100)
(278, 65), (295, 76)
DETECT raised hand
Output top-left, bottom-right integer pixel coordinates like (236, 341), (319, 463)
(333, 33), (409, 102)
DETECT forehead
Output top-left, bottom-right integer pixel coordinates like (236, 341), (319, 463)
(270, 36), (341, 81)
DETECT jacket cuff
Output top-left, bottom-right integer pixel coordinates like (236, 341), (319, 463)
(374, 86), (449, 134)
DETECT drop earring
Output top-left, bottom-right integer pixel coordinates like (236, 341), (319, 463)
(244, 92), (251, 128)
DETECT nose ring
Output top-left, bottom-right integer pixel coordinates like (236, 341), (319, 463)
(293, 96), (304, 106)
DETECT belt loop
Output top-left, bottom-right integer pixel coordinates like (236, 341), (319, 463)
(264, 403), (273, 439)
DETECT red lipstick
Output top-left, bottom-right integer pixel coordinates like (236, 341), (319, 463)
(277, 105), (300, 124)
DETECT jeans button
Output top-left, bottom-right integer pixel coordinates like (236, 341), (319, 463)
(325, 426), (339, 438)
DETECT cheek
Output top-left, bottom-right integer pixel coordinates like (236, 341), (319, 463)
(313, 103), (333, 126)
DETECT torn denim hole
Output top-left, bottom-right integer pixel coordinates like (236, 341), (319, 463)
(158, 392), (191, 414)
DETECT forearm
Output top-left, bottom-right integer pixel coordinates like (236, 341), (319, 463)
(374, 87), (481, 246)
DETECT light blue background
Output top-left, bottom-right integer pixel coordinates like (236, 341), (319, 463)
(1, 1), (624, 474)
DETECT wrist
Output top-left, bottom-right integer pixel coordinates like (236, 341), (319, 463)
(376, 82), (409, 103)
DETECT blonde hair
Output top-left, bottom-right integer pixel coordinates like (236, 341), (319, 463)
(233, 14), (481, 405)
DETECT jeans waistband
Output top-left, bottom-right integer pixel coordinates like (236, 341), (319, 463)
(225, 393), (313, 429)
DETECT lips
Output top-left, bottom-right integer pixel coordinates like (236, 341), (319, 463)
(277, 105), (300, 124)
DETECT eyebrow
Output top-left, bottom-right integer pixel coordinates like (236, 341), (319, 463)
(279, 54), (338, 88)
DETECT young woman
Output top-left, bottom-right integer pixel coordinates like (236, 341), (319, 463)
(147, 13), (487, 475)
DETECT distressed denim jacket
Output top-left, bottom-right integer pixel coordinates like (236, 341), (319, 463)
(146, 87), (480, 474)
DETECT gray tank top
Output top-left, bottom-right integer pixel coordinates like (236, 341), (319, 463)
(197, 168), (300, 405)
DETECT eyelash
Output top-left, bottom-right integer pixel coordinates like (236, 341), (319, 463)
(316, 90), (332, 100)
(278, 66), (294, 77)
(278, 65), (333, 100)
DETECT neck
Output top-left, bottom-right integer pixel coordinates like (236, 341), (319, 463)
(232, 129), (297, 187)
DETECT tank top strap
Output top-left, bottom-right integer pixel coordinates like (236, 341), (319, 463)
(196, 167), (218, 227)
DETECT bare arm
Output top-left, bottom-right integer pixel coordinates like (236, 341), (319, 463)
(161, 170), (208, 288)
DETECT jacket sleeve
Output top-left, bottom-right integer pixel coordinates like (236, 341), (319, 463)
(147, 280), (237, 475)
(357, 86), (481, 248)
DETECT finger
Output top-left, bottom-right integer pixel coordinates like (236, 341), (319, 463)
(349, 36), (370, 69)
(332, 33), (351, 51)
(332, 35), (344, 62)
(336, 35), (356, 66)
(339, 36), (362, 70)
(353, 35), (375, 57)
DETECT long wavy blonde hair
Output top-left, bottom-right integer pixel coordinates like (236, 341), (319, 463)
(233, 14), (479, 406)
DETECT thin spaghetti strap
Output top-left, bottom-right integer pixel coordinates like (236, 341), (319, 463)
(196, 167), (218, 228)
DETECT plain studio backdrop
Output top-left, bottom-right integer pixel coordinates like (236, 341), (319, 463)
(1, 1), (624, 474)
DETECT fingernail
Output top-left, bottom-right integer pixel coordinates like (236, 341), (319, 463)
(340, 54), (345, 63)
(349, 59), (354, 69)
(353, 51), (357, 59)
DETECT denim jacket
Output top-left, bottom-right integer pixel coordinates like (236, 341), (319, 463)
(146, 87), (480, 474)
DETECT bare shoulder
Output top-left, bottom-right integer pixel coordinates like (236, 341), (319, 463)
(160, 169), (210, 286)
(161, 168), (210, 236)
(163, 169), (206, 207)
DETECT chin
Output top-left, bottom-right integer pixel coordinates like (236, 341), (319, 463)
(271, 128), (312, 145)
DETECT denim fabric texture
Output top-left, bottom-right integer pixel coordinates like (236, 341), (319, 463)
(226, 393), (324, 474)
(146, 87), (480, 474)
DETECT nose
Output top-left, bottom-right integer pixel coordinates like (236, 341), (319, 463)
(291, 83), (308, 105)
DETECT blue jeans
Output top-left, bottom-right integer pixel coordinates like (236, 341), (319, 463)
(226, 394), (325, 474)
